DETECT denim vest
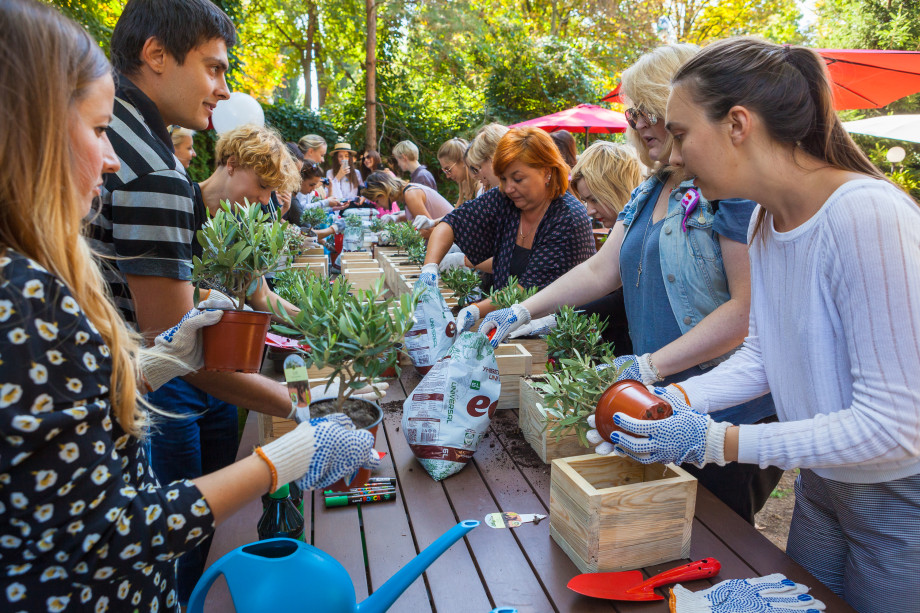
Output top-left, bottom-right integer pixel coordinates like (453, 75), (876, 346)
(619, 176), (734, 369)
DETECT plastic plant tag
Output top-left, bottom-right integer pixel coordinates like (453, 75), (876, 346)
(484, 512), (546, 529)
(283, 354), (310, 419)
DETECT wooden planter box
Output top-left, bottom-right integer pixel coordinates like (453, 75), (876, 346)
(518, 376), (588, 462)
(290, 261), (327, 277)
(301, 246), (326, 257)
(513, 337), (548, 375)
(550, 454), (696, 573)
(342, 268), (385, 291)
(340, 251), (372, 262)
(342, 260), (380, 270)
(494, 343), (532, 409)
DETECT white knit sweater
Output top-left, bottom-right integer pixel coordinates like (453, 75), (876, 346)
(681, 179), (920, 483)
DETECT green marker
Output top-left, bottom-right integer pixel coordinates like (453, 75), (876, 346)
(324, 491), (397, 508)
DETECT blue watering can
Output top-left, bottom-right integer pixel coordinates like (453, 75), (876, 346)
(188, 519), (479, 613)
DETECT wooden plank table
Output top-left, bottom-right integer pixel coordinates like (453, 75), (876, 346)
(202, 366), (856, 612)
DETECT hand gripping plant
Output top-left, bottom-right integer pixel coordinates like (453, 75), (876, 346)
(272, 277), (418, 412)
(535, 352), (632, 446)
(545, 306), (615, 371)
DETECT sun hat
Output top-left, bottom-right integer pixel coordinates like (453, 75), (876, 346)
(331, 142), (357, 154)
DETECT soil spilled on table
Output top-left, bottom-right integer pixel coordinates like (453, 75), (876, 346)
(489, 411), (548, 470)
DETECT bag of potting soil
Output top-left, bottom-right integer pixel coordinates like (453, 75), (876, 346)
(402, 332), (500, 481)
(404, 282), (456, 374)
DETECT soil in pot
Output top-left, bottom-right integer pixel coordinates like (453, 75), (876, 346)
(202, 309), (271, 373)
(309, 398), (383, 490)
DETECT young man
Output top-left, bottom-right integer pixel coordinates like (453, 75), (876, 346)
(392, 140), (437, 189)
(87, 0), (292, 603)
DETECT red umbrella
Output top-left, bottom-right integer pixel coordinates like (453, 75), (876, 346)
(600, 49), (920, 110)
(509, 104), (628, 136)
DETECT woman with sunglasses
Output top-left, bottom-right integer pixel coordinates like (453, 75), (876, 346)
(480, 43), (782, 525)
(438, 138), (481, 207)
(465, 123), (509, 192)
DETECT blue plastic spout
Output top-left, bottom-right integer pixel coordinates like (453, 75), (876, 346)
(357, 519), (479, 613)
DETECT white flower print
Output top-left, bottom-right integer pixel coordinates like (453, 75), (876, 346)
(56, 482), (74, 497)
(11, 493), (28, 509)
(59, 442), (79, 463)
(74, 561), (88, 574)
(9, 517), (30, 537)
(116, 514), (131, 536)
(93, 440), (106, 455)
(119, 542), (142, 559)
(131, 561), (146, 571)
(6, 582), (25, 601)
(43, 427), (61, 442)
(131, 591), (141, 605)
(0, 299), (14, 322)
(11, 413), (39, 432)
(151, 595), (159, 613)
(114, 434), (129, 450)
(37, 536), (54, 552)
(55, 551), (68, 562)
(8, 327), (28, 344)
(75, 422), (89, 436)
(119, 485), (137, 497)
(101, 415), (112, 431)
(117, 580), (131, 600)
(65, 377), (83, 393)
(31, 393), (53, 414)
(81, 533), (100, 552)
(155, 553), (171, 561)
(41, 566), (67, 581)
(46, 349), (65, 364)
(69, 501), (85, 516)
(94, 596), (109, 613)
(141, 564), (153, 576)
(0, 256), (9, 267)
(93, 567), (115, 580)
(80, 586), (92, 603)
(166, 514), (186, 530)
(75, 331), (89, 345)
(0, 473), (9, 484)
(47, 595), (70, 612)
(99, 345), (110, 357)
(151, 534), (164, 546)
(33, 504), (53, 523)
(7, 563), (31, 575)
(28, 362), (48, 384)
(7, 435), (23, 446)
(104, 507), (120, 523)
(97, 542), (109, 559)
(23, 279), (44, 300)
(1, 383), (23, 408)
(34, 469), (57, 491)
(35, 318), (58, 340)
(90, 465), (111, 485)
(61, 295), (80, 314)
(166, 590), (177, 608)
(10, 451), (32, 467)
(165, 489), (179, 502)
(64, 406), (88, 420)
(185, 527), (204, 541)
(1, 535), (22, 548)
(191, 499), (209, 517)
(82, 352), (98, 371)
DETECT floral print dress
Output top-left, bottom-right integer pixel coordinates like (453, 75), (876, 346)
(0, 251), (214, 612)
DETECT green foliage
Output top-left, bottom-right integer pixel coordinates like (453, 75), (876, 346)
(193, 200), (288, 310)
(535, 352), (628, 446)
(389, 223), (425, 254)
(888, 169), (920, 199)
(271, 277), (418, 411)
(406, 243), (427, 265)
(283, 224), (306, 257)
(440, 267), (481, 308)
(300, 206), (328, 230)
(546, 306), (615, 366)
(272, 268), (312, 305)
(344, 214), (364, 228)
(488, 276), (538, 309)
(262, 99), (339, 145)
(369, 217), (390, 233)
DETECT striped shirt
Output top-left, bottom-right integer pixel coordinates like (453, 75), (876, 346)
(88, 74), (198, 326)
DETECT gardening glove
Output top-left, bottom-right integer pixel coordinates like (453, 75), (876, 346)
(257, 415), (380, 492)
(412, 215), (437, 230)
(478, 304), (531, 348)
(418, 263), (439, 288)
(602, 385), (730, 467)
(438, 251), (467, 272)
(508, 313), (556, 339)
(595, 354), (662, 385)
(456, 304), (480, 334)
(669, 574), (826, 612)
(379, 213), (399, 223)
(138, 306), (224, 392)
(197, 288), (254, 312)
(291, 379), (390, 424)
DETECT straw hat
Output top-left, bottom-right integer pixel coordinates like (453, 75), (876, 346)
(331, 142), (357, 154)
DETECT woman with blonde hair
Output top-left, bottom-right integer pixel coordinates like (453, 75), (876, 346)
(0, 2), (378, 609)
(366, 171), (454, 237)
(465, 123), (509, 191)
(481, 43), (783, 525)
(297, 133), (327, 164)
(438, 137), (480, 205)
(571, 141), (644, 227)
(169, 125), (197, 169)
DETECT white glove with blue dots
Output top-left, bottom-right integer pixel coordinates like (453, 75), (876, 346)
(456, 304), (480, 334)
(478, 304), (531, 347)
(670, 573), (826, 612)
(418, 263), (439, 288)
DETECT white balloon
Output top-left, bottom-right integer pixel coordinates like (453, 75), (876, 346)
(212, 92), (265, 134)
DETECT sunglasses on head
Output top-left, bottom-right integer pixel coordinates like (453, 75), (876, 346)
(625, 107), (659, 129)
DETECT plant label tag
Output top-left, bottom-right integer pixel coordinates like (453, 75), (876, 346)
(484, 512), (546, 529)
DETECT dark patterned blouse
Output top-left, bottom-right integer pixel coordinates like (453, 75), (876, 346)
(0, 250), (214, 612)
(442, 187), (596, 290)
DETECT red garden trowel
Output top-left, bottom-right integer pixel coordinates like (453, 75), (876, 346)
(567, 558), (721, 601)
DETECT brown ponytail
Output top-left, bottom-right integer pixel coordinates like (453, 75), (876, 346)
(672, 37), (889, 240)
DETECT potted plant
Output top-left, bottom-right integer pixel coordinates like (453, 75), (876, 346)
(390, 223), (424, 256)
(487, 275), (538, 309)
(271, 276), (418, 486)
(406, 242), (427, 266)
(544, 306), (615, 371)
(440, 266), (481, 310)
(192, 200), (288, 372)
(283, 224), (305, 264)
(342, 213), (365, 252)
(300, 206), (328, 236)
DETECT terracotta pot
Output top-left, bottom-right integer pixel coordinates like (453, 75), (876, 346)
(310, 398), (383, 489)
(594, 379), (673, 441)
(201, 309), (271, 373)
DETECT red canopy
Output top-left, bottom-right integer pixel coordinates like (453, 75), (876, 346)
(509, 104), (628, 133)
(600, 49), (920, 110)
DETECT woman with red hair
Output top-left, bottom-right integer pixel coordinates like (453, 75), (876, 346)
(421, 127), (595, 332)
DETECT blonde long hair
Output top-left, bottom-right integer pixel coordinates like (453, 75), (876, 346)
(571, 142), (644, 216)
(437, 138), (477, 205)
(0, 0), (147, 436)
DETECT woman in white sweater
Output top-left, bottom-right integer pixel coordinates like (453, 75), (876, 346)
(593, 37), (920, 613)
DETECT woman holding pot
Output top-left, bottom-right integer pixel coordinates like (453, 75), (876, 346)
(0, 2), (379, 610)
(482, 44), (782, 524)
(593, 38), (920, 613)
(421, 127), (596, 333)
(327, 142), (363, 201)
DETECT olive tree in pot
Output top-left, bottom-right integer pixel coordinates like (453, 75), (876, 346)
(271, 276), (417, 486)
(192, 200), (287, 372)
(299, 206), (328, 237)
(440, 266), (482, 310)
(545, 305), (615, 371)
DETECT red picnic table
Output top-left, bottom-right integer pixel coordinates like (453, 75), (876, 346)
(201, 365), (856, 613)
